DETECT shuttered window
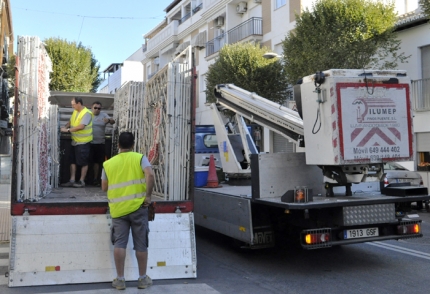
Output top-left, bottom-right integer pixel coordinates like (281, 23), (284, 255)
(272, 132), (294, 153)
(417, 132), (430, 152)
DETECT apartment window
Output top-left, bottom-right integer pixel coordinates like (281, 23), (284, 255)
(275, 0), (287, 9)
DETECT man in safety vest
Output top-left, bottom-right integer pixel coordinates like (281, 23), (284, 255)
(101, 132), (155, 290)
(60, 97), (93, 188)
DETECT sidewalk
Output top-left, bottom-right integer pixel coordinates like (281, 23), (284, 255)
(0, 155), (11, 242)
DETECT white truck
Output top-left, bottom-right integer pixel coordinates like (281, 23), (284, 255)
(6, 37), (196, 287)
(194, 69), (430, 249)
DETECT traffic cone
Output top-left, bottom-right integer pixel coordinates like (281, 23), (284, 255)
(205, 155), (221, 188)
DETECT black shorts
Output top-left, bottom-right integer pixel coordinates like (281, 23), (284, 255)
(70, 143), (91, 166)
(90, 143), (106, 163)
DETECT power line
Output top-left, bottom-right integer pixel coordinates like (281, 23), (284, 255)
(14, 6), (165, 20)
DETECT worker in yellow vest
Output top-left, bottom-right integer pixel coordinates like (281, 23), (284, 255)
(101, 132), (155, 290)
(60, 97), (93, 188)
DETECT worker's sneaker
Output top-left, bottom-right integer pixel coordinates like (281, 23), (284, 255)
(73, 180), (85, 188)
(137, 275), (152, 289)
(112, 278), (126, 290)
(61, 181), (75, 187)
(92, 179), (100, 186)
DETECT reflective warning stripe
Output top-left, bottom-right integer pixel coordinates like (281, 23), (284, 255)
(108, 178), (146, 190)
(108, 192), (146, 203)
(72, 133), (92, 137)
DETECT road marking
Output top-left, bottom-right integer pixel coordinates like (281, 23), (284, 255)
(0, 259), (8, 266)
(0, 275), (7, 286)
(0, 247), (8, 254)
(35, 283), (221, 294)
(367, 241), (430, 260)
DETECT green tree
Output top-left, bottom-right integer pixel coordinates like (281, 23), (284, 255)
(420, 0), (430, 19)
(282, 0), (409, 85)
(205, 42), (289, 104)
(44, 38), (101, 92)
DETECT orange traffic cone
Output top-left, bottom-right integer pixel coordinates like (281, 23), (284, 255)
(205, 155), (221, 188)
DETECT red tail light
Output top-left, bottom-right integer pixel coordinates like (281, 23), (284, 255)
(397, 223), (421, 235)
(305, 233), (330, 244)
(383, 177), (389, 187)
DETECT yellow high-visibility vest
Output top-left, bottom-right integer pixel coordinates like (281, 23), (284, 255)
(70, 107), (93, 143)
(103, 152), (147, 218)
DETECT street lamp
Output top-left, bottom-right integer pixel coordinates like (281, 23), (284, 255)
(262, 52), (283, 59)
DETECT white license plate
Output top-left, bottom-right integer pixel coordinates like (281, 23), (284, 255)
(344, 227), (379, 239)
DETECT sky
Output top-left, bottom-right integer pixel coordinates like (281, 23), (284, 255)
(11, 0), (174, 72)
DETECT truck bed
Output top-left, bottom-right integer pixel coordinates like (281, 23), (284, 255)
(37, 186), (108, 203)
(196, 184), (429, 210)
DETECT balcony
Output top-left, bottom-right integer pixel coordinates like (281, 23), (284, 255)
(180, 12), (191, 24)
(206, 33), (226, 57)
(228, 17), (263, 44)
(193, 3), (203, 13)
(146, 20), (179, 55)
(205, 17), (263, 57)
(412, 78), (430, 111)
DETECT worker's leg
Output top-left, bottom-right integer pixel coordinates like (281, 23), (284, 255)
(70, 164), (76, 181)
(130, 207), (149, 276)
(76, 143), (91, 183)
(136, 251), (148, 276)
(93, 163), (99, 181)
(80, 165), (88, 182)
(111, 216), (131, 279)
(114, 248), (126, 277)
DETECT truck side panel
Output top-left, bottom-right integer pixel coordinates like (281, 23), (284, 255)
(195, 190), (253, 244)
(8, 213), (197, 287)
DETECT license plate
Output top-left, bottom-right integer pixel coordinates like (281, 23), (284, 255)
(396, 179), (410, 183)
(344, 227), (379, 239)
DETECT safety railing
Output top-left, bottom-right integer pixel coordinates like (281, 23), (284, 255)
(206, 17), (263, 57)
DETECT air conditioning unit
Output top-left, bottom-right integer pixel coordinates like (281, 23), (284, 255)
(216, 16), (224, 27)
(236, 2), (247, 14)
(254, 0), (262, 3)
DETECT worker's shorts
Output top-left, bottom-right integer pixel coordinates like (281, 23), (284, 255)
(111, 206), (149, 252)
(90, 143), (106, 164)
(70, 143), (91, 166)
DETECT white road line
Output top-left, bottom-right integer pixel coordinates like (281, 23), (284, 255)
(36, 283), (221, 294)
(0, 275), (7, 286)
(0, 259), (8, 266)
(367, 242), (430, 260)
(0, 247), (9, 254)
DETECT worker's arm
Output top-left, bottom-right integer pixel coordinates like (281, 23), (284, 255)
(61, 113), (91, 133)
(103, 117), (116, 124)
(60, 123), (86, 133)
(143, 166), (155, 207)
(101, 179), (108, 192)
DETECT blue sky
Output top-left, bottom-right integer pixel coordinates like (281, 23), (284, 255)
(11, 0), (173, 72)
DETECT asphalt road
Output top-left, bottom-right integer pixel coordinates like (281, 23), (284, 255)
(1, 207), (430, 294)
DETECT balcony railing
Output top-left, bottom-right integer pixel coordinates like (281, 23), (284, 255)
(180, 12), (191, 24)
(412, 78), (430, 111)
(205, 17), (263, 57)
(193, 3), (203, 13)
(206, 33), (226, 57)
(228, 17), (263, 44)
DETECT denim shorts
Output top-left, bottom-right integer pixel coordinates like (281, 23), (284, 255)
(111, 207), (149, 252)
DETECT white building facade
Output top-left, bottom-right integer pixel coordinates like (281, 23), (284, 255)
(139, 0), (428, 155)
(98, 47), (145, 94)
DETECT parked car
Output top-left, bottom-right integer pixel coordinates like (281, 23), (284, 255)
(380, 162), (423, 193)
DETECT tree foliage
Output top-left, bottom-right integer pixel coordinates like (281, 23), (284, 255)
(282, 0), (409, 85)
(205, 42), (289, 104)
(44, 38), (101, 92)
(420, 0), (430, 19)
